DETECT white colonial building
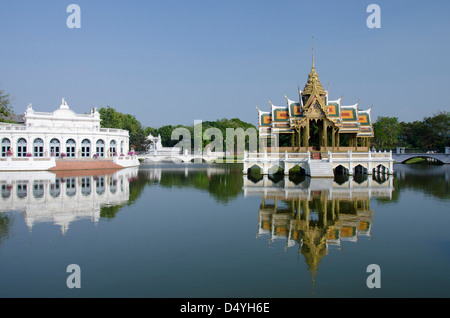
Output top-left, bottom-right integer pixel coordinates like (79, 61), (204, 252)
(0, 98), (139, 170)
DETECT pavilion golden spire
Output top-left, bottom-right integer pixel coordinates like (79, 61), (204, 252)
(302, 36), (325, 96)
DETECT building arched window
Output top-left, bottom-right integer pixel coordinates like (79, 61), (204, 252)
(1, 138), (11, 157)
(17, 138), (27, 157)
(66, 139), (76, 158)
(120, 140), (124, 155)
(96, 139), (105, 158)
(33, 138), (44, 157)
(81, 139), (91, 158)
(110, 140), (117, 156)
(50, 138), (60, 157)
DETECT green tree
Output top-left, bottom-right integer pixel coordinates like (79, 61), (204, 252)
(0, 88), (15, 122)
(421, 111), (449, 149)
(399, 121), (425, 149)
(144, 126), (158, 138)
(98, 106), (122, 128)
(157, 125), (177, 147)
(372, 116), (401, 149)
(121, 114), (148, 151)
(98, 106), (149, 152)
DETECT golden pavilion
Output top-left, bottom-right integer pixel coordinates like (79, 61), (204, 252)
(257, 42), (374, 152)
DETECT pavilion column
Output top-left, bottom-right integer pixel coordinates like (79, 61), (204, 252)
(337, 133), (340, 151)
(322, 122), (327, 150)
(298, 128), (301, 150)
(304, 121), (309, 150)
(272, 135), (278, 151)
(331, 127), (336, 151)
(291, 133), (295, 152)
(318, 123), (322, 148)
(259, 137), (265, 152)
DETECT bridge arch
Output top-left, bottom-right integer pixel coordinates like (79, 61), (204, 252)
(267, 163), (284, 175)
(189, 157), (208, 163)
(288, 164), (306, 175)
(247, 163), (264, 175)
(334, 164), (350, 175)
(397, 155), (445, 164)
(354, 164), (368, 175)
(372, 163), (390, 174)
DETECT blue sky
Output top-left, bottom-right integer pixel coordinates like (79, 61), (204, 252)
(1, 0), (449, 128)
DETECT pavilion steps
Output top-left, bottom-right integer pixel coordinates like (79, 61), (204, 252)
(308, 160), (334, 178)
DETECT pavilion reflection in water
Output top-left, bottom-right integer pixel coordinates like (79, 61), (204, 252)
(244, 173), (393, 276)
(0, 167), (139, 234)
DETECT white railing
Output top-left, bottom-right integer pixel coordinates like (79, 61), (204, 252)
(0, 123), (27, 131)
(99, 127), (128, 134)
(244, 150), (393, 163)
(0, 156), (56, 171)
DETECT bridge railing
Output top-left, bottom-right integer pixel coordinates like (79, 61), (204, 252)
(328, 151), (392, 163)
(246, 152), (285, 160)
(395, 147), (446, 154)
(245, 150), (393, 162)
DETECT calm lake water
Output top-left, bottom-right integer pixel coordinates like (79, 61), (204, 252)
(0, 163), (449, 298)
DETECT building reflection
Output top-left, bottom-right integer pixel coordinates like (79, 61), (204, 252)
(244, 173), (393, 282)
(0, 167), (139, 234)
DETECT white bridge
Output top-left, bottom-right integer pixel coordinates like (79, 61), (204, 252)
(142, 133), (225, 163)
(393, 147), (450, 164)
(243, 150), (394, 177)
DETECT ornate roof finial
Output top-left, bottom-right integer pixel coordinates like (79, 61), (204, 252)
(312, 35), (315, 67)
(60, 98), (69, 109)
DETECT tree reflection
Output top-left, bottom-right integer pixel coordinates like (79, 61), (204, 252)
(0, 212), (14, 246)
